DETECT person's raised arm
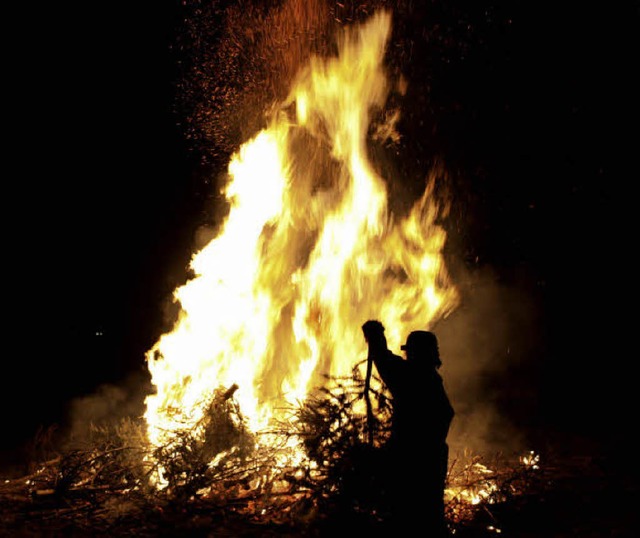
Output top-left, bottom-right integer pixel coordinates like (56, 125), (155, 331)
(361, 320), (386, 444)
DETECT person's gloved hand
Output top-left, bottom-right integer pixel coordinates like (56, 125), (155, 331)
(362, 319), (385, 342)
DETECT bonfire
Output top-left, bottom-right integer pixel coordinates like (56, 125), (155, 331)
(1, 5), (554, 537)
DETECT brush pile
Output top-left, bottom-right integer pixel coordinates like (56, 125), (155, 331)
(1, 370), (551, 537)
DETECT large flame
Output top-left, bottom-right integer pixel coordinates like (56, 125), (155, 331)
(144, 10), (459, 452)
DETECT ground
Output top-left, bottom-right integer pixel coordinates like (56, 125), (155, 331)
(1, 436), (636, 537)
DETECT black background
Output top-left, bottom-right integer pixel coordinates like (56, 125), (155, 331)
(3, 1), (638, 473)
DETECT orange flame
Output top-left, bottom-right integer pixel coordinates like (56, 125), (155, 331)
(144, 10), (459, 455)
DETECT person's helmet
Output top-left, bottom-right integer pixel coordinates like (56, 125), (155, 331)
(401, 330), (441, 367)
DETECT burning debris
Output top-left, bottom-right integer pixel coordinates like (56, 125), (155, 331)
(1, 371), (545, 536)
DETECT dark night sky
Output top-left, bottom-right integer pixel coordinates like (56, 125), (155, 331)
(3, 1), (638, 472)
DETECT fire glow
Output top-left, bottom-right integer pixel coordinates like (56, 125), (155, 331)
(144, 10), (459, 467)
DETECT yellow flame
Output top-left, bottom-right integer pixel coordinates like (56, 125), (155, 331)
(144, 10), (459, 455)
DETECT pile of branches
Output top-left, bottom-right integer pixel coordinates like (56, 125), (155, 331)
(0, 365), (545, 536)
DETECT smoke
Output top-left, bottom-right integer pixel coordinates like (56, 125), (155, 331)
(62, 370), (151, 448)
(434, 264), (544, 459)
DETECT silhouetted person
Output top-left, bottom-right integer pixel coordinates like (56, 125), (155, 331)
(362, 320), (454, 536)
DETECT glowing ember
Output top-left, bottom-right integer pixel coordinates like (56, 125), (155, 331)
(144, 10), (459, 467)
(444, 450), (542, 530)
(520, 450), (541, 469)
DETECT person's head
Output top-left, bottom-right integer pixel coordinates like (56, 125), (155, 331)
(401, 330), (441, 368)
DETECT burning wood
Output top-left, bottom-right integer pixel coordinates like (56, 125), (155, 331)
(1, 372), (546, 536)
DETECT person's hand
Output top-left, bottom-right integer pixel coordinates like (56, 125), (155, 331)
(362, 320), (384, 342)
